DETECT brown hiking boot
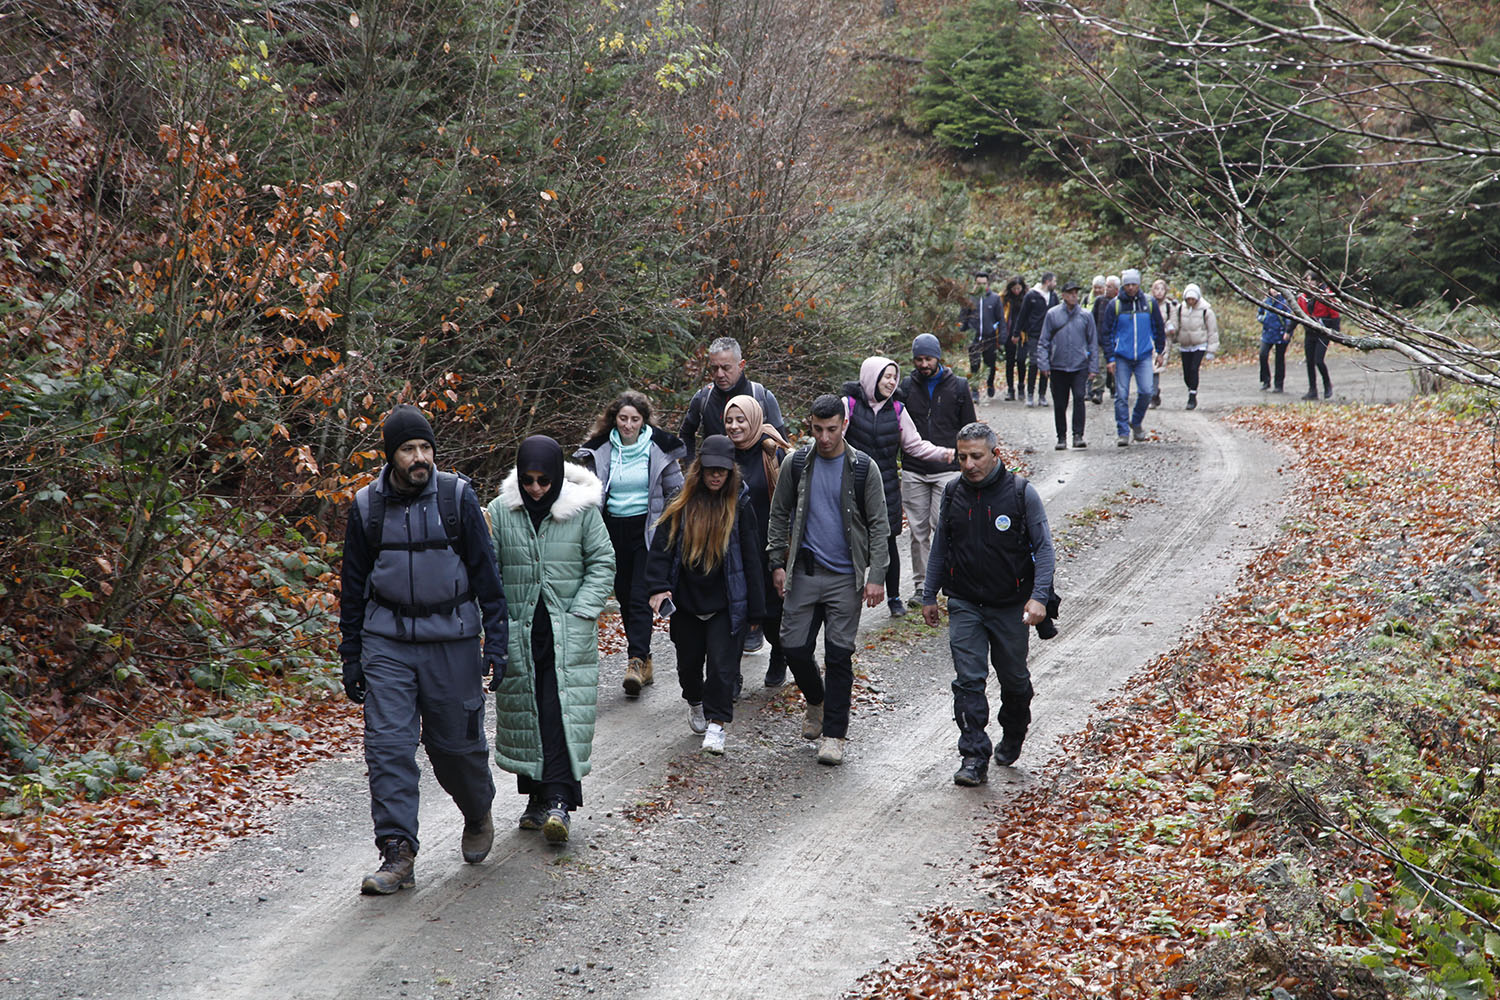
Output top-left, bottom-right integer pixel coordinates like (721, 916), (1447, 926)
(642, 656), (655, 686)
(623, 657), (647, 697)
(461, 810), (494, 864)
(360, 837), (415, 895)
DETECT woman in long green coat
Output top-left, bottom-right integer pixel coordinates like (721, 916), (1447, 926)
(486, 435), (615, 844)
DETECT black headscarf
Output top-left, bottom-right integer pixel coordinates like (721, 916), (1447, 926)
(516, 435), (565, 528)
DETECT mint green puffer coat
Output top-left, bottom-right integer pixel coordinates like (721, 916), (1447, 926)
(485, 463), (614, 782)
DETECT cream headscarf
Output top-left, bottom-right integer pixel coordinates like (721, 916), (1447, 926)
(724, 393), (791, 493)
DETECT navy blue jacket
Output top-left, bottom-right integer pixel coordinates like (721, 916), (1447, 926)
(1101, 291), (1166, 362)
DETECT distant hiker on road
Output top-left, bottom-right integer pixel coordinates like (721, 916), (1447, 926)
(1103, 268), (1166, 447)
(1036, 279), (1099, 450)
(1257, 285), (1292, 392)
(724, 393), (793, 688)
(959, 270), (1004, 401)
(678, 336), (787, 463)
(766, 394), (890, 766)
(1001, 275), (1027, 401)
(842, 356), (955, 618)
(647, 435), (766, 755)
(1164, 283), (1218, 411)
(921, 422), (1055, 786)
(575, 391), (685, 699)
(1088, 275), (1119, 404)
(338, 405), (509, 895)
(899, 334), (976, 611)
(1149, 278), (1175, 408)
(486, 436), (615, 845)
(1299, 271), (1337, 400)
(1017, 272), (1059, 407)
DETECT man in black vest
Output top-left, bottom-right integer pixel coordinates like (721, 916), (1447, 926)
(339, 406), (509, 895)
(921, 422), (1055, 787)
(678, 336), (787, 464)
(899, 334), (976, 610)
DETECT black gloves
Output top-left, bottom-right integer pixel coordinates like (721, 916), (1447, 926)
(342, 661), (366, 703)
(484, 650), (509, 692)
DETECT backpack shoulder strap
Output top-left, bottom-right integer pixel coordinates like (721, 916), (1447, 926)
(1012, 473), (1033, 548)
(752, 381), (767, 409)
(357, 482), (385, 551)
(852, 450), (870, 497)
(435, 470), (468, 547)
(787, 446), (811, 491)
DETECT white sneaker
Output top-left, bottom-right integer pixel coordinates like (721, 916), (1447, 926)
(802, 701), (824, 741)
(816, 736), (845, 766)
(701, 722), (726, 755)
(688, 702), (707, 735)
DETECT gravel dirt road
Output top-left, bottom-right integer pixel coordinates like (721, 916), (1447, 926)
(0, 353), (1415, 1000)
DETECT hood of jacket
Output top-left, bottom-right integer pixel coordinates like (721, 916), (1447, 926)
(855, 356), (900, 413)
(499, 462), (603, 520)
(580, 424), (684, 456)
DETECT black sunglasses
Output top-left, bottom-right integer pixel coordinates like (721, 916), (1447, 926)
(521, 474), (552, 488)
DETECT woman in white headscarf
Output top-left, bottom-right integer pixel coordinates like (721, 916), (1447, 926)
(1165, 283), (1219, 411)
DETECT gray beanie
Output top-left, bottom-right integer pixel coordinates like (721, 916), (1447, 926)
(912, 333), (943, 360)
(1120, 268), (1142, 287)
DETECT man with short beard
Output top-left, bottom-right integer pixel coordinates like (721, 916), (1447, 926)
(678, 336), (787, 464)
(339, 405), (509, 896)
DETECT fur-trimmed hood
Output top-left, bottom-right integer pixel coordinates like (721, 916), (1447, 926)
(499, 462), (603, 520)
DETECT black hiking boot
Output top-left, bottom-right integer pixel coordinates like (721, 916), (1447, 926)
(953, 756), (989, 787)
(361, 837), (415, 896)
(461, 810), (494, 864)
(518, 793), (548, 830)
(542, 804), (571, 844)
(764, 649), (787, 687)
(993, 733), (1025, 767)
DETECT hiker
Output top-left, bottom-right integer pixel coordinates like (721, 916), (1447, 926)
(646, 435), (766, 755)
(723, 393), (793, 687)
(485, 436), (615, 845)
(574, 391), (685, 698)
(1164, 283), (1219, 410)
(1036, 279), (1100, 449)
(339, 405), (509, 895)
(678, 336), (787, 462)
(921, 422), (1055, 786)
(1102, 268), (1166, 446)
(765, 395), (890, 766)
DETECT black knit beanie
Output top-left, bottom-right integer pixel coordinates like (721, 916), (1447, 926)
(383, 405), (436, 462)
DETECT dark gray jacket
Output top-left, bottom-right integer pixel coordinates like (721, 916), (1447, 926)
(1037, 302), (1100, 375)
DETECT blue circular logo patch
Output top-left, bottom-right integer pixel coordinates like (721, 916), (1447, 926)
(994, 514), (1012, 532)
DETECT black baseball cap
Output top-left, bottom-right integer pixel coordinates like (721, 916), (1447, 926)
(699, 435), (736, 469)
(1060, 279), (1082, 292)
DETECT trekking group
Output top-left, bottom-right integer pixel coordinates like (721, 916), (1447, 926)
(338, 265), (1343, 894)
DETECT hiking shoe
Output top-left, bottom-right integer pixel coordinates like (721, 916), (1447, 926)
(1072, 436), (1087, 449)
(1117, 435), (1130, 447)
(732, 673), (743, 703)
(1301, 390), (1318, 400)
(1025, 395), (1035, 407)
(460, 810), (494, 864)
(1131, 424), (1146, 442)
(1150, 392), (1161, 408)
(1054, 439), (1067, 451)
(987, 386), (996, 398)
(889, 600), (907, 618)
(764, 651), (787, 687)
(1272, 386), (1284, 393)
(802, 701), (825, 741)
(743, 625), (764, 653)
(953, 756), (988, 786)
(518, 794), (548, 830)
(688, 701), (708, 735)
(1005, 390), (1016, 401)
(1089, 392), (1102, 404)
(816, 737), (845, 766)
(1260, 381), (1270, 391)
(360, 837), (415, 896)
(1037, 393), (1048, 406)
(993, 734), (1025, 767)
(1323, 385), (1333, 399)
(1186, 393), (1197, 411)
(641, 657), (655, 687)
(623, 657), (647, 697)
(702, 722), (726, 755)
(542, 805), (571, 844)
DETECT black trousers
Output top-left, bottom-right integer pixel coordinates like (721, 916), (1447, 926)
(605, 512), (653, 661)
(1003, 339), (1019, 394)
(884, 530), (901, 604)
(1050, 369), (1089, 440)
(517, 603), (583, 810)
(1025, 350), (1049, 399)
(670, 610), (742, 724)
(969, 341), (997, 392)
(1305, 325), (1332, 393)
(1180, 350), (1205, 393)
(1259, 339), (1288, 388)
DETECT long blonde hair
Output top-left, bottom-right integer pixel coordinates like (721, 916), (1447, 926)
(657, 460), (742, 573)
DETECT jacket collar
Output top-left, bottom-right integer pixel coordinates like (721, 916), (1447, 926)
(499, 462), (603, 520)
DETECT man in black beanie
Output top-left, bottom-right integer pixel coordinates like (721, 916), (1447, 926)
(338, 404), (510, 895)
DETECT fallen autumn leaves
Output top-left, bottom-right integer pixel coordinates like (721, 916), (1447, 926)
(856, 397), (1500, 999)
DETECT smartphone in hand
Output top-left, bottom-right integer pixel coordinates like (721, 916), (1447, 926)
(657, 596), (676, 618)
